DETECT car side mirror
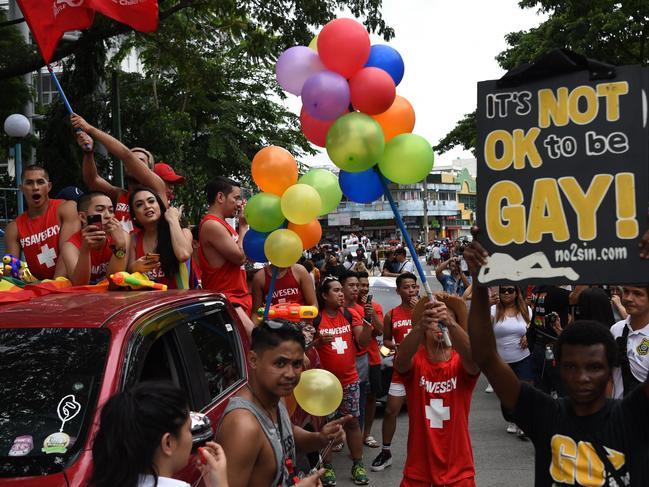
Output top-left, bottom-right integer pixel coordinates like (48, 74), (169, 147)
(190, 411), (213, 452)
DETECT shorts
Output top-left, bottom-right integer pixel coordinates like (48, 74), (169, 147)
(368, 364), (382, 395)
(400, 476), (476, 487)
(356, 353), (369, 384)
(388, 382), (406, 397)
(332, 381), (361, 418)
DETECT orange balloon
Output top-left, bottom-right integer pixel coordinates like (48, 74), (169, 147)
(288, 220), (322, 250)
(252, 146), (298, 195)
(371, 95), (416, 142)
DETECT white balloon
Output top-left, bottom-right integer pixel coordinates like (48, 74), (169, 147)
(4, 114), (30, 138)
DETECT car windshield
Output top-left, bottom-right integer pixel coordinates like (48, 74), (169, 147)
(0, 327), (110, 478)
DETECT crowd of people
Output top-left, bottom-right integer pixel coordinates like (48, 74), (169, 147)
(5, 115), (649, 487)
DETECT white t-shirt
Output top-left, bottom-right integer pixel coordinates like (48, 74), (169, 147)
(491, 305), (532, 363)
(398, 260), (415, 273)
(138, 475), (190, 487)
(432, 247), (441, 259)
(610, 317), (649, 398)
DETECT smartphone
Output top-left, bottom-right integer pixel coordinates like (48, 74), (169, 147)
(145, 253), (160, 262)
(86, 214), (102, 230)
(366, 294), (373, 304)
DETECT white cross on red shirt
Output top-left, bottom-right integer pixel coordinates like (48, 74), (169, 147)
(331, 336), (348, 355)
(425, 398), (450, 428)
(37, 243), (57, 268)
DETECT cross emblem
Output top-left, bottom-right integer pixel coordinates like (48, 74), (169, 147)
(120, 217), (134, 233)
(425, 398), (450, 428)
(37, 244), (57, 268)
(331, 337), (348, 355)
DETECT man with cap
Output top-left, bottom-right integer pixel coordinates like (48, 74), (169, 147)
(154, 162), (185, 206)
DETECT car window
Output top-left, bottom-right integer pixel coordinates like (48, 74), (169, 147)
(0, 327), (109, 477)
(181, 312), (245, 406)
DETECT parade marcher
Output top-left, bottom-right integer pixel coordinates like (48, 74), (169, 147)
(71, 114), (166, 233)
(395, 293), (479, 487)
(372, 272), (418, 472)
(127, 188), (193, 289)
(198, 177), (253, 335)
(154, 162), (185, 206)
(216, 320), (345, 487)
(89, 381), (229, 487)
(314, 276), (374, 486)
(435, 256), (471, 296)
(382, 248), (415, 277)
(61, 191), (129, 285)
(4, 165), (80, 280)
(465, 240), (649, 487)
(611, 285), (649, 398)
(320, 253), (346, 279)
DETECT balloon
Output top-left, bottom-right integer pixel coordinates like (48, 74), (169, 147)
(308, 35), (318, 51)
(378, 133), (434, 185)
(364, 44), (405, 86)
(264, 229), (303, 267)
(371, 95), (416, 142)
(275, 46), (325, 96)
(288, 220), (322, 249)
(300, 106), (337, 148)
(326, 112), (384, 173)
(251, 146), (298, 196)
(244, 193), (286, 232)
(301, 71), (350, 121)
(339, 168), (385, 203)
(298, 168), (342, 215)
(243, 229), (269, 263)
(281, 184), (322, 224)
(349, 67), (396, 115)
(317, 18), (371, 79)
(293, 369), (343, 417)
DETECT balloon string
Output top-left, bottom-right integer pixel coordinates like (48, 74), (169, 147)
(315, 439), (335, 470)
(263, 266), (278, 320)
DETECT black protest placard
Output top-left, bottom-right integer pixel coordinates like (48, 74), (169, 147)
(476, 65), (649, 285)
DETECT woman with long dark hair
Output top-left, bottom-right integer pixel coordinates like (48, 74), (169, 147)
(89, 381), (228, 487)
(491, 285), (533, 437)
(127, 188), (193, 289)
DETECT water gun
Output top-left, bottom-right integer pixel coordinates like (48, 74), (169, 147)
(2, 254), (21, 278)
(18, 262), (37, 283)
(110, 271), (167, 291)
(257, 304), (318, 321)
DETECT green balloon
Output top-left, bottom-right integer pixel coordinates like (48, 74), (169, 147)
(298, 169), (343, 215)
(326, 112), (384, 173)
(378, 133), (433, 184)
(244, 192), (285, 232)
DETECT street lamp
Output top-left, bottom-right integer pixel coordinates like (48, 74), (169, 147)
(4, 114), (30, 214)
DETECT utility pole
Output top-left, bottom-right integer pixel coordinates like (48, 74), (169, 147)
(422, 184), (429, 245)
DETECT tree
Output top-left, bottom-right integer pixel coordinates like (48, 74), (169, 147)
(437, 0), (649, 155)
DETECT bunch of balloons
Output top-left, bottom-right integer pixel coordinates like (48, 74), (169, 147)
(242, 146), (342, 267)
(275, 18), (434, 204)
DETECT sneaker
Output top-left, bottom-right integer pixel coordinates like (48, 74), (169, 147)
(485, 383), (494, 393)
(371, 450), (392, 471)
(321, 463), (336, 486)
(352, 462), (370, 485)
(506, 423), (517, 434)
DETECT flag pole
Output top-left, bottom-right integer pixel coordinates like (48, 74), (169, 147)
(379, 174), (452, 346)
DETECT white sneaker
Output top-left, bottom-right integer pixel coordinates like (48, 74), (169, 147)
(485, 384), (494, 393)
(506, 423), (517, 434)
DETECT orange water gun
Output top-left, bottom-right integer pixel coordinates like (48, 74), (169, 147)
(257, 304), (318, 321)
(110, 271), (167, 291)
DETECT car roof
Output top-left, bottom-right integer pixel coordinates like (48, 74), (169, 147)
(0, 290), (226, 329)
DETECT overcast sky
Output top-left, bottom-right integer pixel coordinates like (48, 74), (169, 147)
(284, 0), (546, 167)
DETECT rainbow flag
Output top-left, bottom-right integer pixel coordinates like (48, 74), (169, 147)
(0, 277), (108, 305)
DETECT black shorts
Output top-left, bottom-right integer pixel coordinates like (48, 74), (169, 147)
(368, 364), (382, 395)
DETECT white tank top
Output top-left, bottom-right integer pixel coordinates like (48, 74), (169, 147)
(491, 304), (532, 363)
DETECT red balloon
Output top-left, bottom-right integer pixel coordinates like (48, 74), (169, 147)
(349, 67), (396, 115)
(317, 18), (371, 79)
(300, 106), (336, 147)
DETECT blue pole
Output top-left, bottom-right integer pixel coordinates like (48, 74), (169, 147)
(263, 266), (279, 320)
(15, 142), (23, 214)
(47, 65), (74, 114)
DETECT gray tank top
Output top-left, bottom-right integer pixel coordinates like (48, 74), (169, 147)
(219, 396), (296, 487)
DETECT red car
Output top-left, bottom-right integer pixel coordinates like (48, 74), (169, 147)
(0, 290), (251, 486)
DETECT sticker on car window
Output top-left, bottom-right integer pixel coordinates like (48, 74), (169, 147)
(225, 323), (233, 332)
(8, 435), (33, 456)
(41, 394), (82, 454)
(42, 432), (71, 454)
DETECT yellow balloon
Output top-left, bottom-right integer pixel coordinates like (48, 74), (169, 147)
(309, 35), (318, 52)
(281, 184), (322, 225)
(264, 229), (303, 267)
(293, 369), (343, 417)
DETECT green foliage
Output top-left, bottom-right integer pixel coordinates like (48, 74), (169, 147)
(433, 112), (476, 157)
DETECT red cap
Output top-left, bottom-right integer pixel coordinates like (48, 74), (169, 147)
(154, 162), (185, 183)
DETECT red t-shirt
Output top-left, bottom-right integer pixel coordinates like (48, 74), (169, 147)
(389, 304), (413, 345)
(315, 309), (362, 385)
(134, 233), (178, 290)
(67, 231), (114, 282)
(114, 191), (134, 233)
(15, 199), (64, 280)
(402, 348), (478, 485)
(263, 266), (304, 305)
(198, 215), (251, 314)
(349, 302), (384, 365)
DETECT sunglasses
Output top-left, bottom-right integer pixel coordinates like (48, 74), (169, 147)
(499, 287), (516, 295)
(264, 319), (301, 333)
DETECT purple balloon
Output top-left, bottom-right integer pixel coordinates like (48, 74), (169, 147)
(301, 71), (351, 121)
(276, 46), (325, 96)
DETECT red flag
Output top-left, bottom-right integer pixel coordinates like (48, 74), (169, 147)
(86, 0), (158, 32)
(17, 0), (95, 63)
